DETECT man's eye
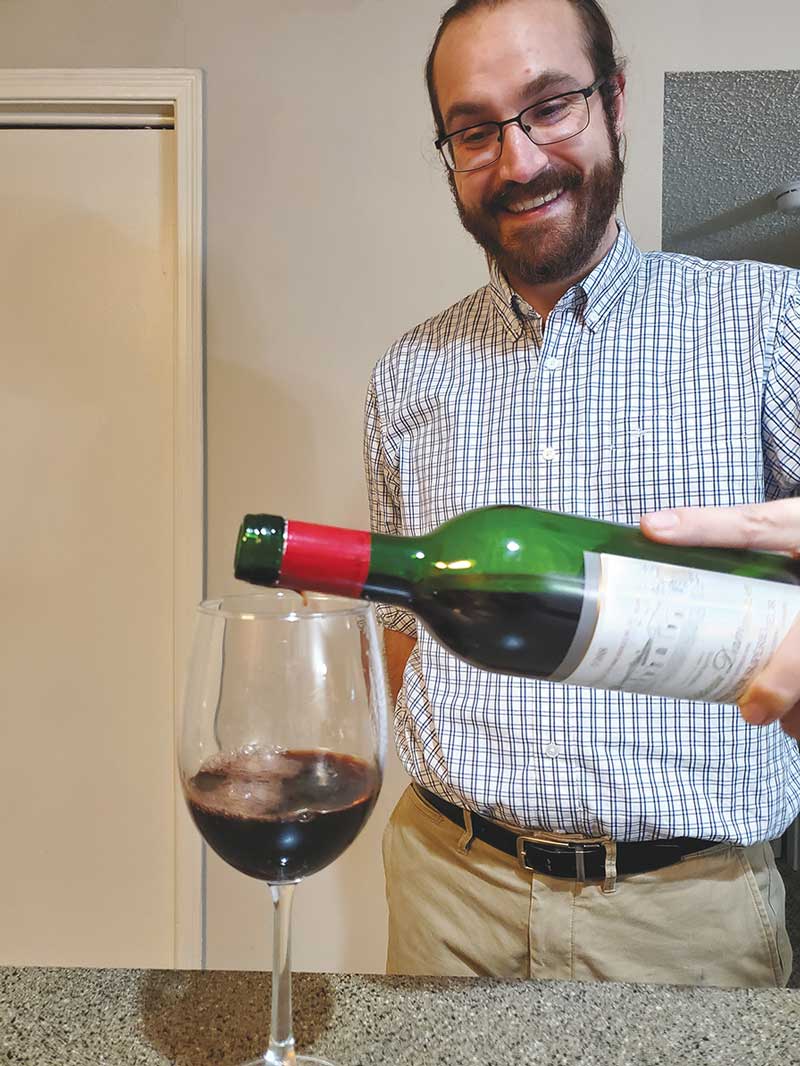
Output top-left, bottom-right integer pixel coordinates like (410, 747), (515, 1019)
(460, 127), (494, 147)
(531, 99), (571, 123)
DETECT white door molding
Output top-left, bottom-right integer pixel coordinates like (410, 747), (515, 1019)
(0, 69), (205, 968)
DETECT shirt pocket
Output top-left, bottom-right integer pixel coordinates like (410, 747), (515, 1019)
(599, 418), (728, 520)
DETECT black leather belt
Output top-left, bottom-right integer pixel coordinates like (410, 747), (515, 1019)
(414, 785), (720, 882)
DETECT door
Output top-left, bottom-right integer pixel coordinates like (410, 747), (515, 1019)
(0, 92), (200, 967)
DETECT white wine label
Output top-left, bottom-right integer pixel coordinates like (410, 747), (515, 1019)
(559, 553), (800, 703)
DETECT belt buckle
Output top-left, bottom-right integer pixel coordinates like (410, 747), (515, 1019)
(516, 834), (605, 881)
(515, 833), (570, 873)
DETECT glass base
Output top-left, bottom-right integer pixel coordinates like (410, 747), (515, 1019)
(240, 1058), (334, 1066)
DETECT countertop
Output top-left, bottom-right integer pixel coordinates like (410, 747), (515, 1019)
(2, 965), (800, 1065)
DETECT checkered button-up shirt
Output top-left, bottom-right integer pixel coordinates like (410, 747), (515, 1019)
(364, 221), (800, 843)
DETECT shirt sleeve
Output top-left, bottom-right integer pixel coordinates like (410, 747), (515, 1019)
(762, 276), (800, 499)
(363, 371), (417, 638)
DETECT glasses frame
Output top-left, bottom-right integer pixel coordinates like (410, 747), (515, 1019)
(435, 77), (607, 174)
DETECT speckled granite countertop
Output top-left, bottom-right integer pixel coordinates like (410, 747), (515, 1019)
(2, 966), (800, 1065)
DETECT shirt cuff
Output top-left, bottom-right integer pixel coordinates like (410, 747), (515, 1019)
(374, 604), (418, 638)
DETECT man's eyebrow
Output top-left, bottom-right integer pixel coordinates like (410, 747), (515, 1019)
(443, 69), (580, 131)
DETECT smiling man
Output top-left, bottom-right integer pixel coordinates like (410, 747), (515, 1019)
(364, 0), (800, 986)
(433, 0), (624, 316)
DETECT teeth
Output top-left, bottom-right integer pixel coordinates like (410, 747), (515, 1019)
(507, 188), (563, 213)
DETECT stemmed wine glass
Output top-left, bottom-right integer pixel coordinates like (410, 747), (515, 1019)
(179, 591), (388, 1066)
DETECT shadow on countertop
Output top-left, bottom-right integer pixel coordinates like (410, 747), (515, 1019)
(139, 970), (334, 1066)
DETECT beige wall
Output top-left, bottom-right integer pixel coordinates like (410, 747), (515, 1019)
(2, 0), (798, 972)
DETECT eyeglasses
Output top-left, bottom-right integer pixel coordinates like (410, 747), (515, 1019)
(435, 78), (607, 173)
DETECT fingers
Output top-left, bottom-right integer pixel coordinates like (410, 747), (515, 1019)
(640, 499), (800, 554)
(638, 500), (800, 733)
(737, 612), (800, 730)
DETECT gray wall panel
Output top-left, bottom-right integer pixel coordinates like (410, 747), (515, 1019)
(663, 70), (800, 265)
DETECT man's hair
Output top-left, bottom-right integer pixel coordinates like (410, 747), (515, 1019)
(425, 0), (625, 137)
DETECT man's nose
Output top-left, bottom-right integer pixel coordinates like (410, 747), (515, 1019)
(496, 123), (550, 185)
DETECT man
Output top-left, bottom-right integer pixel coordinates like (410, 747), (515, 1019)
(364, 0), (800, 986)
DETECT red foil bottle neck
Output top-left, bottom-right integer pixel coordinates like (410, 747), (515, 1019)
(280, 520), (372, 597)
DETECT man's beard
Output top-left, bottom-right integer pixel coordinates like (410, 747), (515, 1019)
(452, 137), (624, 288)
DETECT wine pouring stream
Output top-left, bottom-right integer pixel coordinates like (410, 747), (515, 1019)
(179, 592), (388, 1066)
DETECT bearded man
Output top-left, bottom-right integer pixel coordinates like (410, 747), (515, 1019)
(364, 0), (800, 986)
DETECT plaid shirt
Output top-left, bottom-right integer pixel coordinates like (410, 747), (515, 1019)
(364, 221), (800, 843)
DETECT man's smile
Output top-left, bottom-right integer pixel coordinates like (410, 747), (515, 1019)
(501, 186), (566, 216)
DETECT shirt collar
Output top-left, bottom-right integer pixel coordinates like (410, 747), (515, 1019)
(487, 256), (528, 339)
(578, 220), (641, 329)
(487, 219), (642, 337)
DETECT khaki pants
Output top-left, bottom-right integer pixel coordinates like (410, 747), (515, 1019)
(383, 785), (793, 987)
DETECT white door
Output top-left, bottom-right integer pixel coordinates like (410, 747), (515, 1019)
(0, 125), (179, 967)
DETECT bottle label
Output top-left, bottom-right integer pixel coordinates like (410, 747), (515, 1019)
(555, 553), (800, 703)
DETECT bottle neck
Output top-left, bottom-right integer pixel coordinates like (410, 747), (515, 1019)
(280, 522), (417, 606)
(280, 520), (372, 597)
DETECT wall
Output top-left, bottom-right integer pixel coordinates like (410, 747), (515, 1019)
(2, 0), (799, 972)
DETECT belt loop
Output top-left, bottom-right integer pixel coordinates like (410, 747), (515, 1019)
(602, 840), (618, 893)
(457, 809), (475, 853)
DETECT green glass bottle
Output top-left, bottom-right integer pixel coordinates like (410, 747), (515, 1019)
(234, 506), (800, 704)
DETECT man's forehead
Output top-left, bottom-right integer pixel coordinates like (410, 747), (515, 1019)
(434, 0), (590, 121)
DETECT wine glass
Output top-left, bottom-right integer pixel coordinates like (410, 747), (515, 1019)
(179, 590), (388, 1066)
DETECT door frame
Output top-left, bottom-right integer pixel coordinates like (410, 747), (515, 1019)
(0, 68), (205, 968)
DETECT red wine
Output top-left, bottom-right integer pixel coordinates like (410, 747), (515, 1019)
(417, 581), (581, 675)
(184, 747), (380, 882)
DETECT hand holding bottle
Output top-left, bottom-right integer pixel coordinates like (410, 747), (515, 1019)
(641, 500), (800, 737)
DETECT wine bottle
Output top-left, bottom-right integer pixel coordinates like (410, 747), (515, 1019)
(234, 506), (800, 704)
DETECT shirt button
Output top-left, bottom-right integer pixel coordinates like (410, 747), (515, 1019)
(544, 357), (561, 371)
(540, 445), (558, 462)
(544, 742), (560, 758)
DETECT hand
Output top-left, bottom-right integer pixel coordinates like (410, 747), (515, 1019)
(640, 500), (800, 738)
(383, 629), (416, 704)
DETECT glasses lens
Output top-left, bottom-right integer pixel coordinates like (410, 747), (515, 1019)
(445, 123), (501, 172)
(521, 93), (590, 145)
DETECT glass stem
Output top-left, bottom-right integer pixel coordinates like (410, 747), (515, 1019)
(265, 882), (297, 1066)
